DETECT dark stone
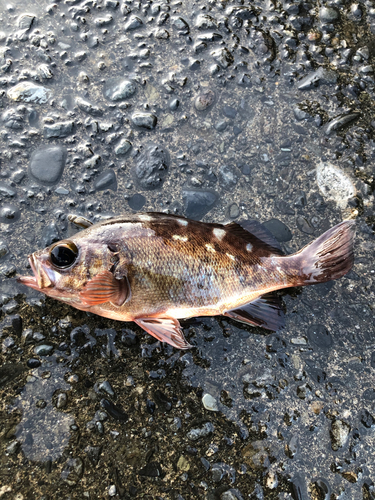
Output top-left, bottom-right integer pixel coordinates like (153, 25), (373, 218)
(0, 204), (20, 224)
(84, 445), (102, 465)
(215, 120), (228, 131)
(100, 399), (128, 422)
(131, 112), (157, 130)
(361, 409), (375, 428)
(146, 399), (156, 414)
(233, 126), (242, 135)
(139, 462), (162, 477)
(222, 105), (237, 119)
(153, 389), (172, 411)
(296, 216), (314, 234)
(27, 358), (41, 368)
(307, 324), (333, 348)
(263, 219), (292, 242)
(94, 170), (117, 192)
(219, 165), (238, 189)
(182, 189), (218, 220)
(275, 200), (294, 215)
(134, 143), (169, 190)
(29, 146), (67, 185)
(128, 193), (146, 211)
(41, 222), (61, 247)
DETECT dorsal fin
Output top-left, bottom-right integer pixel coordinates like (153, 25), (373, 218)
(225, 219), (284, 255)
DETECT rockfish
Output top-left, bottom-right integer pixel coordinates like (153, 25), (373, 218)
(18, 213), (355, 349)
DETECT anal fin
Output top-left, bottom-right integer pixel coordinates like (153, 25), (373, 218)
(223, 294), (285, 332)
(134, 317), (192, 349)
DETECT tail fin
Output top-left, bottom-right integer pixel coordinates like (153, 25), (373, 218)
(294, 220), (355, 285)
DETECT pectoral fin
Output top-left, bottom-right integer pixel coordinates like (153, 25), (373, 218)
(224, 294), (285, 332)
(134, 317), (192, 349)
(80, 270), (130, 306)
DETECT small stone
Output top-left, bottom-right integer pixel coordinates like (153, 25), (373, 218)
(6, 440), (20, 455)
(95, 380), (115, 397)
(100, 399), (128, 421)
(108, 485), (116, 497)
(325, 113), (360, 136)
(177, 455), (190, 471)
(115, 139), (132, 155)
(331, 419), (350, 451)
(94, 170), (117, 192)
(319, 6), (339, 22)
(187, 422), (215, 441)
(182, 189), (218, 220)
(0, 241), (9, 258)
(128, 193), (146, 211)
(195, 90), (215, 111)
(263, 219), (292, 242)
(124, 15), (143, 31)
(202, 394), (219, 412)
(134, 143), (169, 190)
(56, 392), (67, 409)
(131, 112), (157, 129)
(76, 97), (103, 117)
(104, 78), (136, 101)
(18, 13), (35, 30)
(34, 345), (53, 356)
(195, 14), (217, 30)
(44, 121), (74, 138)
(29, 146), (66, 185)
(172, 17), (189, 34)
(211, 48), (234, 68)
(228, 203), (239, 219)
(8, 82), (51, 104)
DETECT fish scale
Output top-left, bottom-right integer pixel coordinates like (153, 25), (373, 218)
(18, 213), (356, 349)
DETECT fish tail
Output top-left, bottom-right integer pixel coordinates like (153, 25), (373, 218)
(294, 220), (356, 285)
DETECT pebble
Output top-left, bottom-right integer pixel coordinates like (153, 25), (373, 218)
(195, 14), (217, 30)
(34, 344), (53, 356)
(0, 205), (20, 224)
(104, 78), (136, 101)
(0, 241), (9, 258)
(263, 219), (292, 242)
(316, 162), (356, 209)
(100, 399), (128, 421)
(172, 17), (190, 34)
(319, 6), (339, 22)
(331, 419), (350, 450)
(29, 146), (66, 185)
(76, 97), (103, 117)
(114, 139), (132, 155)
(182, 189), (218, 220)
(124, 15), (143, 31)
(298, 67), (337, 90)
(307, 324), (333, 348)
(7, 82), (51, 104)
(44, 121), (74, 138)
(134, 143), (169, 189)
(131, 112), (157, 129)
(94, 170), (117, 192)
(202, 393), (219, 411)
(128, 193), (146, 210)
(228, 203), (239, 219)
(56, 392), (67, 409)
(187, 422), (215, 441)
(195, 90), (215, 111)
(211, 48), (234, 68)
(95, 380), (115, 397)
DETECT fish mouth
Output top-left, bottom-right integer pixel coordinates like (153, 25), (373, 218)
(17, 254), (52, 291)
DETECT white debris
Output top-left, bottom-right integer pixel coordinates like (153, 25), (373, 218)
(202, 393), (219, 412)
(316, 162), (356, 209)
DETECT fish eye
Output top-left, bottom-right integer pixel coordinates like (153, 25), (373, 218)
(50, 241), (79, 268)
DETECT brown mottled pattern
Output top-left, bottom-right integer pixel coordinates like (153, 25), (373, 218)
(65, 213), (298, 319)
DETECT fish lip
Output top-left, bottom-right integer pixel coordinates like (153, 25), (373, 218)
(17, 254), (52, 290)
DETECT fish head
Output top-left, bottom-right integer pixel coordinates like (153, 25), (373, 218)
(18, 236), (116, 306)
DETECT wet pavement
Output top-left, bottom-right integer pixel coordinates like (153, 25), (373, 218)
(0, 0), (375, 498)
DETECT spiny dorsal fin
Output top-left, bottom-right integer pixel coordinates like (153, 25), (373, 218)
(225, 220), (284, 255)
(223, 293), (285, 332)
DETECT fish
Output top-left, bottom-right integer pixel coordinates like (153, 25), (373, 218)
(17, 213), (356, 349)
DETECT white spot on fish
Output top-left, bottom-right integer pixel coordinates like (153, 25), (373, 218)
(213, 228), (226, 240)
(205, 244), (216, 253)
(226, 253), (236, 261)
(138, 214), (153, 222)
(177, 218), (188, 227)
(246, 243), (253, 252)
(173, 235), (188, 242)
